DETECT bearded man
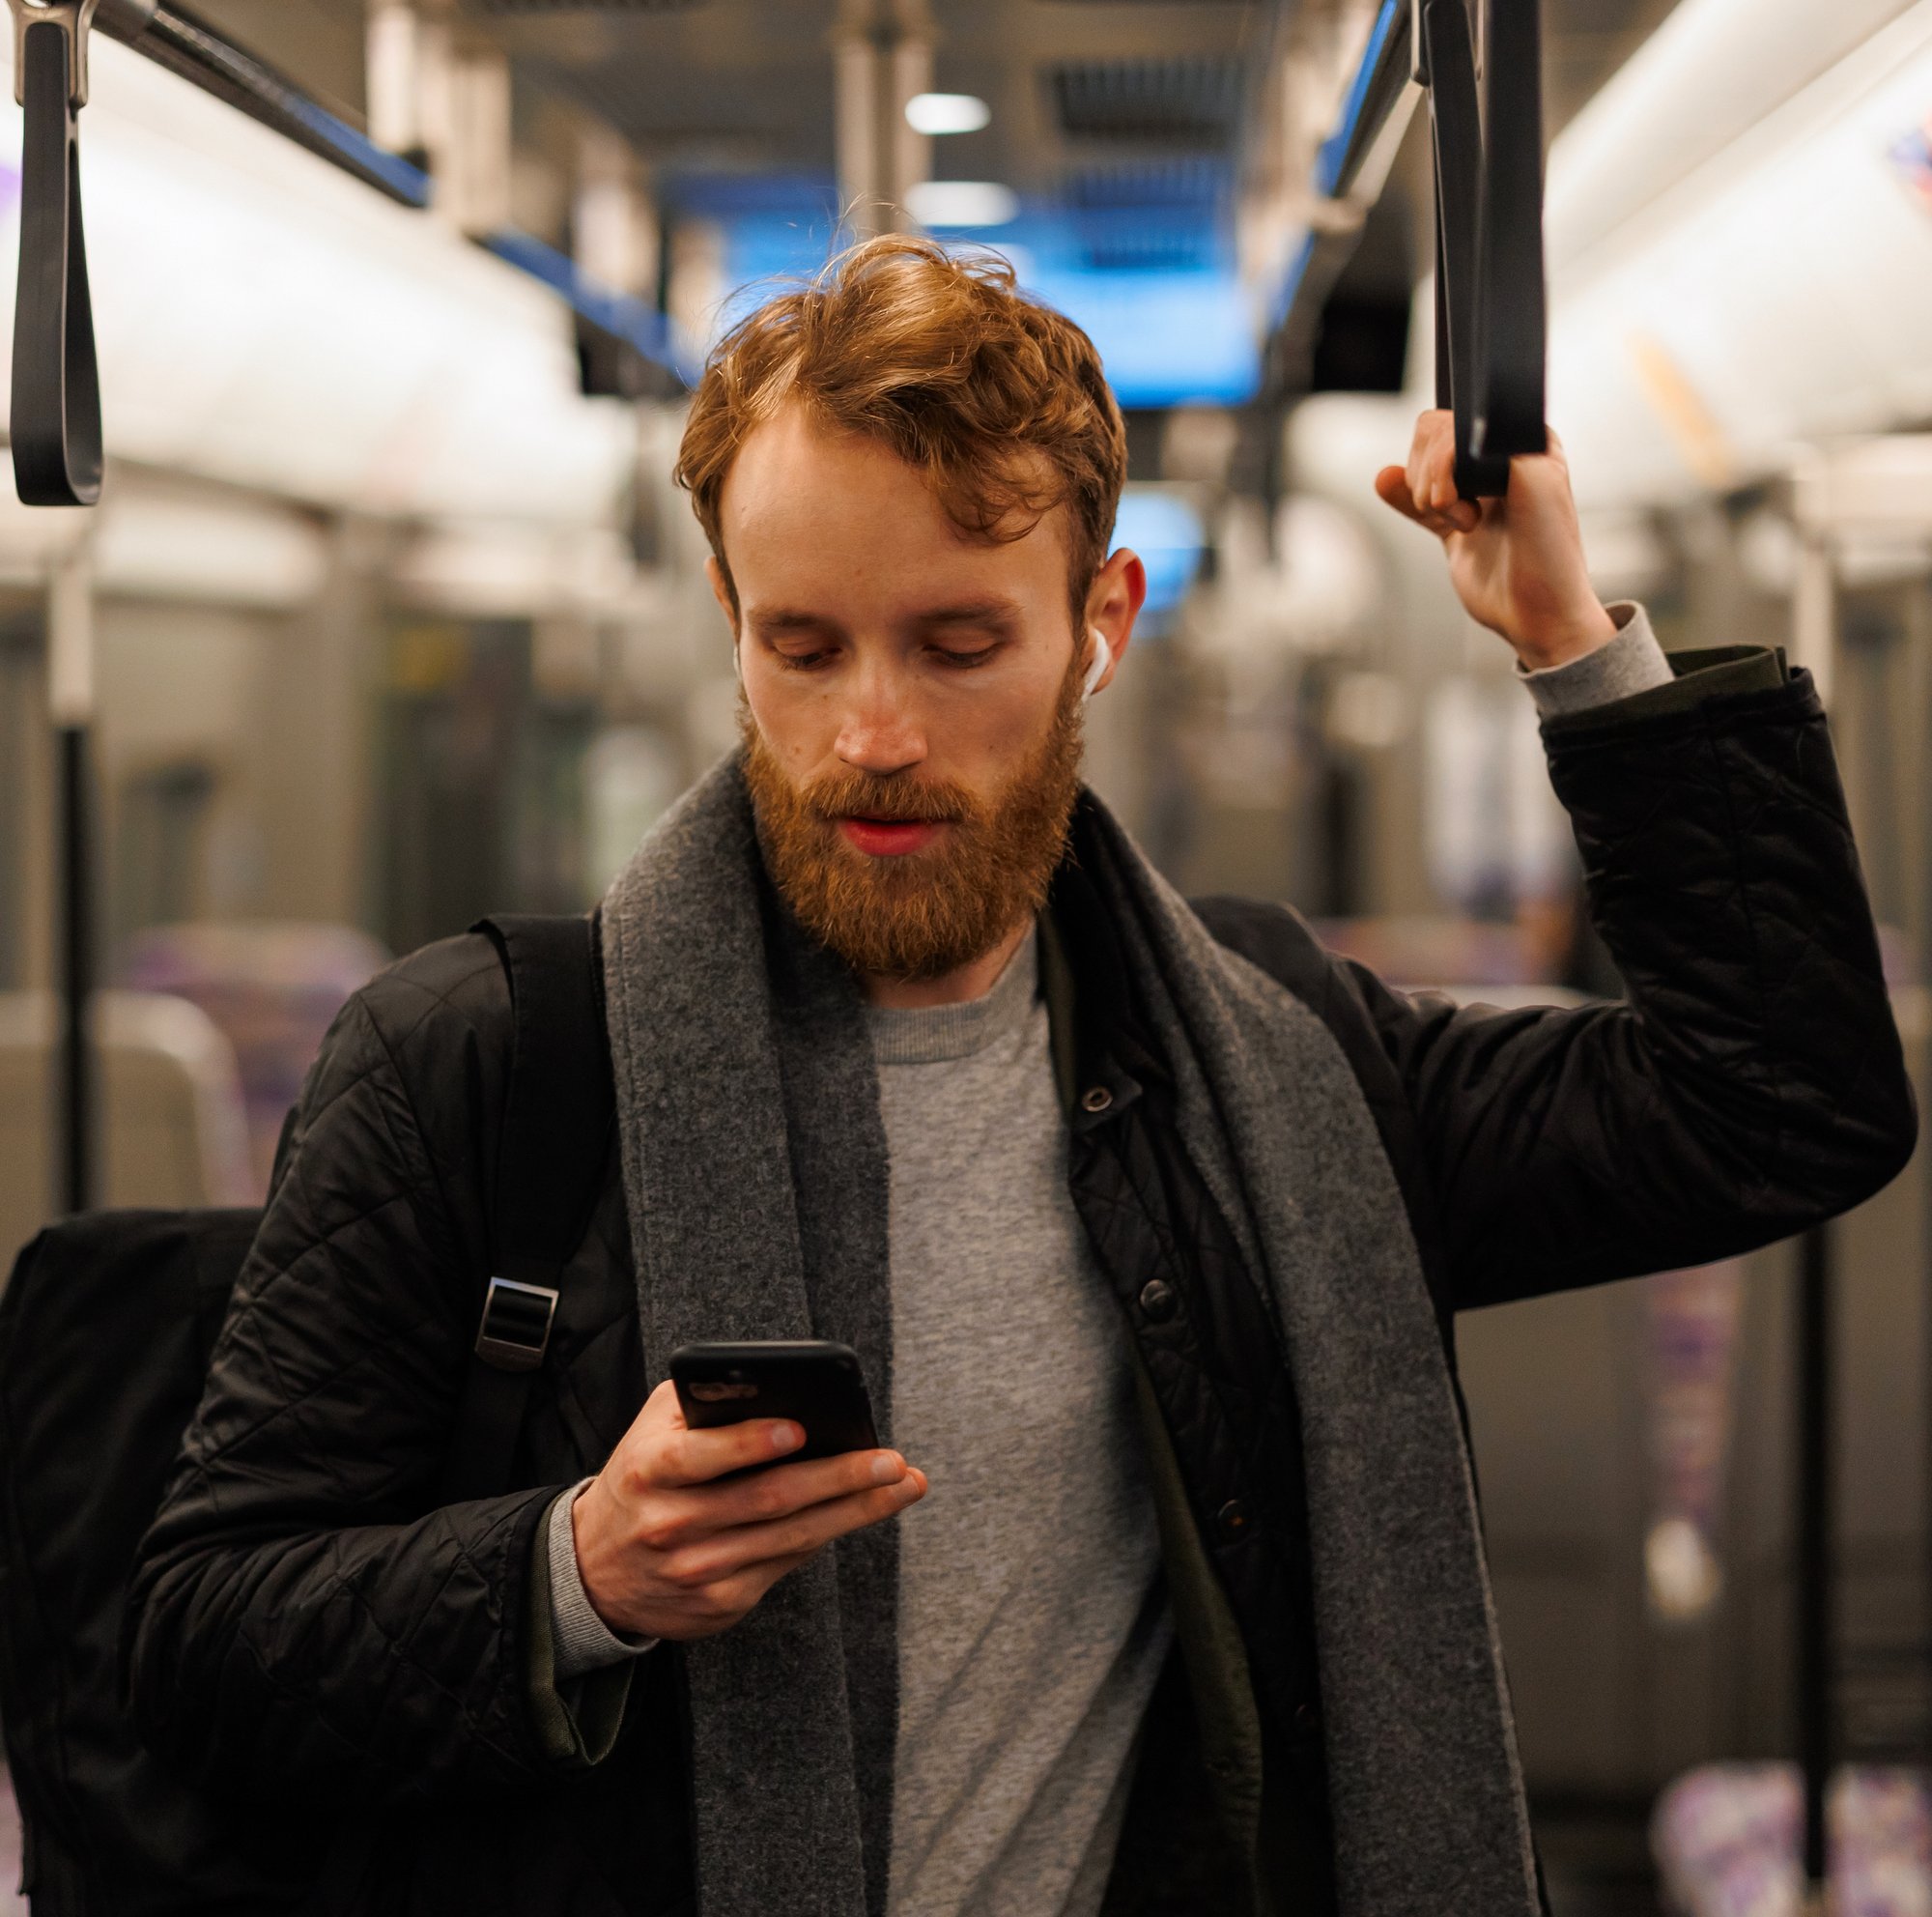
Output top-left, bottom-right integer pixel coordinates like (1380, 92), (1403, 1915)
(129, 238), (1914, 1917)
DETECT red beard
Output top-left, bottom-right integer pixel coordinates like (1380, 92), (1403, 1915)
(740, 657), (1085, 982)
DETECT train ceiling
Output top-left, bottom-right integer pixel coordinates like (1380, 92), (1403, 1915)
(178, 0), (1680, 407)
(191, 0), (1681, 206)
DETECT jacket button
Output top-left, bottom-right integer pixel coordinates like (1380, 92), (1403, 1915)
(1293, 1702), (1321, 1734)
(1217, 1499), (1248, 1537)
(1139, 1278), (1176, 1321)
(1080, 1085), (1114, 1114)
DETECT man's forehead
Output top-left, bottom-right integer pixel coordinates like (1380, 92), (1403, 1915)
(720, 407), (1073, 595)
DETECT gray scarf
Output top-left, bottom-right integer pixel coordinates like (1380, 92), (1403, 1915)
(600, 753), (1539, 1917)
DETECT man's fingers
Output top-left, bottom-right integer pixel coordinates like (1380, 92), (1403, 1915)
(664, 1471), (927, 1588)
(1377, 465), (1478, 538)
(1406, 409), (1456, 514)
(650, 1414), (807, 1488)
(1419, 446), (1463, 515)
(1375, 467), (1427, 526)
(660, 1447), (912, 1533)
(639, 1377), (686, 1428)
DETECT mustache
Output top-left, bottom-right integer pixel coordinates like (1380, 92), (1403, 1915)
(799, 770), (980, 826)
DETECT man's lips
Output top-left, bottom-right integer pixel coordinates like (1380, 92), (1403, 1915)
(837, 815), (950, 857)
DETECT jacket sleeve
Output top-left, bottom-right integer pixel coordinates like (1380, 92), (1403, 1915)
(125, 936), (581, 1809)
(1341, 653), (1917, 1308)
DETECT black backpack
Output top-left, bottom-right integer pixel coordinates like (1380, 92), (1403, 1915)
(0, 914), (613, 1915)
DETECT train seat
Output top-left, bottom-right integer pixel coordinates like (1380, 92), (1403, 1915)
(0, 989), (255, 1281)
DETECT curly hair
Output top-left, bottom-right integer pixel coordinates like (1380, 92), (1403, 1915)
(675, 235), (1127, 628)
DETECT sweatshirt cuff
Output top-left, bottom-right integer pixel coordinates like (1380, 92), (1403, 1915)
(549, 1478), (659, 1682)
(1519, 603), (1673, 718)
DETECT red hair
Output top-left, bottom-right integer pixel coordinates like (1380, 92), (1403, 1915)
(675, 235), (1126, 624)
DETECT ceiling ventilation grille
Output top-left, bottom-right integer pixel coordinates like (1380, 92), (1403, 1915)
(1078, 223), (1220, 272)
(1048, 58), (1244, 146)
(1064, 158), (1231, 209)
(1065, 160), (1229, 271)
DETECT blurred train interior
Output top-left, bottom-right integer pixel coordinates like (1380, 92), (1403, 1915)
(3, 1), (1932, 1910)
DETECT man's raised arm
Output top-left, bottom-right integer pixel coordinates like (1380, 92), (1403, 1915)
(1349, 411), (1916, 1307)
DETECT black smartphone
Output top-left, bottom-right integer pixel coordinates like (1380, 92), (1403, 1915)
(668, 1339), (879, 1465)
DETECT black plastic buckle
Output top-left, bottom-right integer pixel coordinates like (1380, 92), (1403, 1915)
(10, 0), (102, 506)
(473, 1275), (559, 1373)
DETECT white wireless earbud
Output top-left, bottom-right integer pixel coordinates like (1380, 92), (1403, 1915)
(1082, 629), (1112, 703)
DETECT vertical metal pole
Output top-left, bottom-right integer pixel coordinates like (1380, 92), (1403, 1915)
(1787, 500), (1836, 1913)
(55, 720), (91, 1212)
(833, 0), (931, 237)
(364, 0), (422, 160)
(834, 0), (883, 237)
(1795, 535), (1837, 712)
(48, 549), (94, 1216)
(1797, 1224), (1833, 1911)
(1917, 565), (1932, 1783)
(886, 0), (933, 220)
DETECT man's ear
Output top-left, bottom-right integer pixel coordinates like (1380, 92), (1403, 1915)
(1083, 548), (1148, 697)
(704, 555), (738, 634)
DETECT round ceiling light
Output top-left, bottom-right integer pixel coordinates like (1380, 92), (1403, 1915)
(905, 93), (992, 136)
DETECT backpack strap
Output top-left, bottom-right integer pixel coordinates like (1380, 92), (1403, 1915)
(437, 911), (614, 1506)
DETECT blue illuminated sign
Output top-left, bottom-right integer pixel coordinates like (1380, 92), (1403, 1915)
(1111, 491), (1206, 619)
(668, 172), (1264, 411)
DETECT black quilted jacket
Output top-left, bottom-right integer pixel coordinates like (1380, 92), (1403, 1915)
(126, 659), (1915, 1915)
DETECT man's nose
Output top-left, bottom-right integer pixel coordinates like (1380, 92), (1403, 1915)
(834, 663), (925, 774)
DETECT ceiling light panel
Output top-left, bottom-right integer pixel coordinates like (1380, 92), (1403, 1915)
(906, 180), (1019, 227)
(905, 92), (992, 135)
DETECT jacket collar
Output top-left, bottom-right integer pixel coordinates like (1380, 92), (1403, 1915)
(1041, 793), (1171, 1130)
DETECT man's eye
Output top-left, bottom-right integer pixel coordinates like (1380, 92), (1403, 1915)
(776, 648), (835, 672)
(934, 645), (998, 670)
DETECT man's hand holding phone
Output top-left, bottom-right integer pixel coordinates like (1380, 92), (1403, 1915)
(571, 1378), (927, 1642)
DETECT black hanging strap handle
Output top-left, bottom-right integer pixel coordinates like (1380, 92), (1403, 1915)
(1418, 0), (1548, 501)
(9, 0), (104, 507)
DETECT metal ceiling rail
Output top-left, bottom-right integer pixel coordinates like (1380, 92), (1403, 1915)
(4, 0), (434, 514)
(110, 0), (706, 401)
(7, 0), (692, 511)
(110, 2), (435, 208)
(480, 227), (702, 397)
(1267, 0), (1417, 392)
(1275, 0), (1548, 501)
(1314, 0), (1414, 201)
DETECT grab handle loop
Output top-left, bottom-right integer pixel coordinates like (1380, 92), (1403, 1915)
(1418, 0), (1547, 501)
(1471, 0), (1547, 470)
(10, 0), (104, 507)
